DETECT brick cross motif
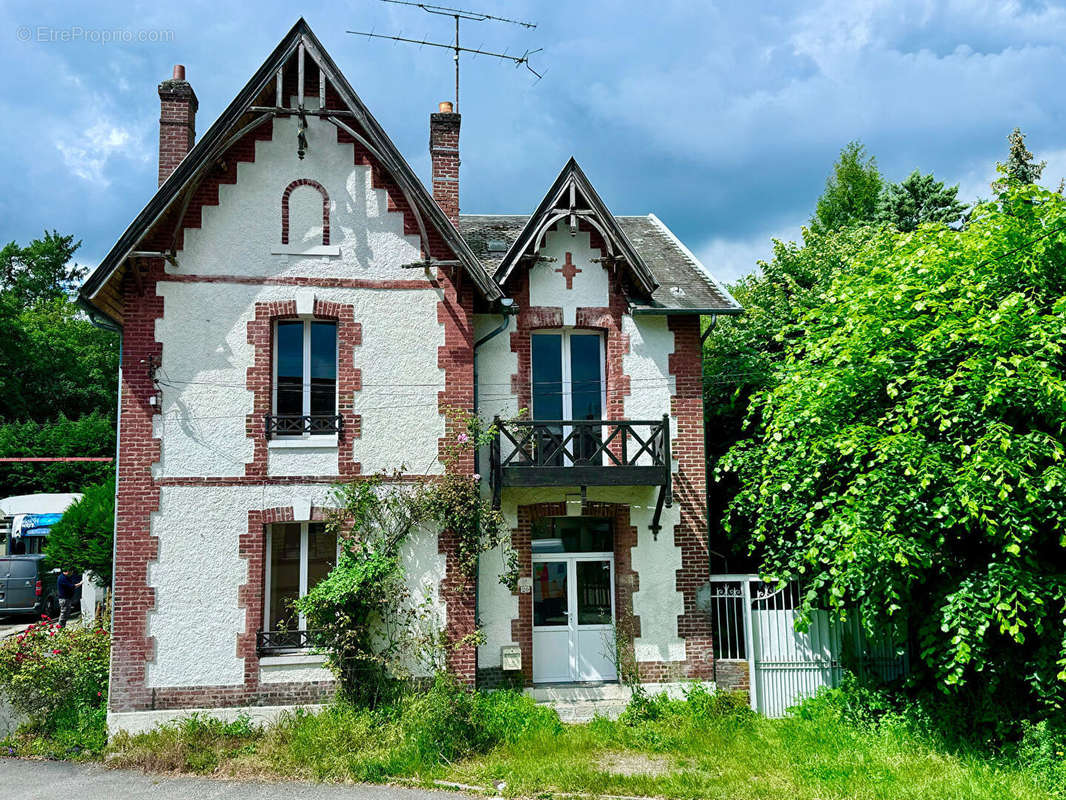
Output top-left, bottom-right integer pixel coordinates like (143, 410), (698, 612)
(555, 251), (582, 290)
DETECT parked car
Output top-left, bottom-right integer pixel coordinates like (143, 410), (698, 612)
(0, 556), (80, 619)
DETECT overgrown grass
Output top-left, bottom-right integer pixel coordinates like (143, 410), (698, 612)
(104, 678), (1064, 799)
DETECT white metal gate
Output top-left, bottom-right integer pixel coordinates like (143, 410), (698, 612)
(710, 575), (907, 717)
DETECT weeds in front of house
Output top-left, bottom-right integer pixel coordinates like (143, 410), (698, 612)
(105, 677), (1063, 799)
(0, 618), (110, 760)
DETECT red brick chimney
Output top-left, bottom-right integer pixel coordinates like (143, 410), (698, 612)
(430, 101), (460, 227)
(157, 65), (198, 186)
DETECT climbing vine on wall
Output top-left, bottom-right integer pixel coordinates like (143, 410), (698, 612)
(294, 409), (517, 705)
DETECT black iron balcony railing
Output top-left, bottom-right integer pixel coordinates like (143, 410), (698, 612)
(491, 413), (668, 484)
(264, 414), (343, 439)
(490, 415), (673, 535)
(256, 628), (327, 655)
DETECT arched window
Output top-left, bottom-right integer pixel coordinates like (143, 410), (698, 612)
(281, 179), (330, 246)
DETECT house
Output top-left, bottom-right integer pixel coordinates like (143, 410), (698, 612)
(77, 20), (742, 734)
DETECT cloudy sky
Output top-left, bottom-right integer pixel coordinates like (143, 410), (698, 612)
(2, 0), (1065, 284)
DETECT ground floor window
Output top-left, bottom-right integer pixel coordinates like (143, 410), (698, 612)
(264, 521), (337, 631)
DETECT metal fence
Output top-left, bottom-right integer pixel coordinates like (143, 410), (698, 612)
(710, 575), (908, 717)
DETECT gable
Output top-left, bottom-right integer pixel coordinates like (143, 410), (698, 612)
(79, 18), (500, 326)
(492, 158), (659, 299)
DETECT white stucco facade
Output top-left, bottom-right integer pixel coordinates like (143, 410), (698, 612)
(137, 108), (455, 700)
(474, 285), (689, 671)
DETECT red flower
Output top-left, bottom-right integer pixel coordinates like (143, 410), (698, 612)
(52, 649), (61, 655)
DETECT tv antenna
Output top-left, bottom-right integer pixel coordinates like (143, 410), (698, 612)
(348, 0), (542, 112)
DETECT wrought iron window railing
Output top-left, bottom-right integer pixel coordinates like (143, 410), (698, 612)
(256, 628), (327, 655)
(264, 414), (343, 439)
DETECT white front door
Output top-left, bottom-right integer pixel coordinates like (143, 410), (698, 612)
(532, 553), (617, 683)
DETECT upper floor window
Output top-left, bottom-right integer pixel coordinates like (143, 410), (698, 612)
(270, 319), (339, 438)
(531, 330), (605, 463)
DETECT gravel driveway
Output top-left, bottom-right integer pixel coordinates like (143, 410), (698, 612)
(0, 759), (478, 800)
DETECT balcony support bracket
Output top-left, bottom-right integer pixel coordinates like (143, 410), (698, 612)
(650, 483), (667, 541)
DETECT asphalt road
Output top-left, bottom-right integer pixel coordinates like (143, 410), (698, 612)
(0, 615), (33, 640)
(0, 760), (479, 800)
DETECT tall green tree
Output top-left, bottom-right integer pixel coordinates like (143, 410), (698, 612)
(810, 141), (883, 234)
(719, 183), (1066, 722)
(703, 226), (872, 568)
(0, 232), (118, 497)
(44, 477), (115, 586)
(876, 170), (967, 232)
(0, 231), (84, 306)
(993, 127), (1046, 191)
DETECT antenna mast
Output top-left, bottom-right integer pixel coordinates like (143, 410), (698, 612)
(348, 0), (541, 112)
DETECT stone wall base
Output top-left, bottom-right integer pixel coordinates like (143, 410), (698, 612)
(107, 702), (329, 736)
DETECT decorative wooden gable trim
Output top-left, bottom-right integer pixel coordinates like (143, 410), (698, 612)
(493, 158), (659, 297)
(79, 18), (501, 326)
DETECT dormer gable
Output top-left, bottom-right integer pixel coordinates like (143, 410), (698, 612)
(492, 158), (659, 301)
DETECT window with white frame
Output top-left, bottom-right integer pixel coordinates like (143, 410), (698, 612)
(264, 522), (338, 631)
(271, 319), (338, 437)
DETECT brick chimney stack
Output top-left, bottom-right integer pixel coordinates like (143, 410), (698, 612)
(430, 101), (460, 227)
(157, 65), (198, 186)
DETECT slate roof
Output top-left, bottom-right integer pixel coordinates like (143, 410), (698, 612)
(459, 213), (742, 314)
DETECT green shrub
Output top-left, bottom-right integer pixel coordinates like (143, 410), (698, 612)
(397, 676), (562, 763)
(470, 687), (563, 745)
(0, 620), (109, 757)
(0, 620), (109, 727)
(45, 476), (115, 585)
(619, 683), (752, 727)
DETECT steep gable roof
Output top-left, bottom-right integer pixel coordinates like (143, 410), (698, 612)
(491, 158), (659, 297)
(461, 213), (741, 315)
(79, 18), (501, 324)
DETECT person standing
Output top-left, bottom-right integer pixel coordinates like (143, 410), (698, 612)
(57, 568), (82, 628)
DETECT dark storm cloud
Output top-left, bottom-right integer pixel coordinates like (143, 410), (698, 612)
(2, 0), (1064, 283)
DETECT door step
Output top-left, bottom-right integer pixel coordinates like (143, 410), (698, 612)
(525, 683), (632, 723)
(525, 682), (694, 724)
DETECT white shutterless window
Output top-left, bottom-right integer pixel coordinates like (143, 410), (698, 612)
(272, 319), (338, 437)
(530, 330), (607, 464)
(263, 522), (338, 632)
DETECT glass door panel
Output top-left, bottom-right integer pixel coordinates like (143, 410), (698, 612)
(533, 561), (569, 626)
(305, 523), (337, 590)
(275, 322), (304, 418)
(569, 334), (603, 464)
(531, 333), (564, 465)
(268, 523), (302, 630)
(576, 560), (613, 625)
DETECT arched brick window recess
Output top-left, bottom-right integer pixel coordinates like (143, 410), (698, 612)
(281, 179), (330, 246)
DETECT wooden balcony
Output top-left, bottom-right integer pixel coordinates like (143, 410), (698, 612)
(490, 416), (672, 532)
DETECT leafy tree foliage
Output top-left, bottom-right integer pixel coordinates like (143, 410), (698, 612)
(0, 231), (84, 306)
(0, 234), (118, 425)
(0, 232), (117, 497)
(45, 477), (115, 585)
(810, 141), (883, 234)
(0, 413), (114, 498)
(876, 170), (967, 232)
(719, 183), (1066, 718)
(993, 127), (1046, 191)
(703, 227), (872, 567)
